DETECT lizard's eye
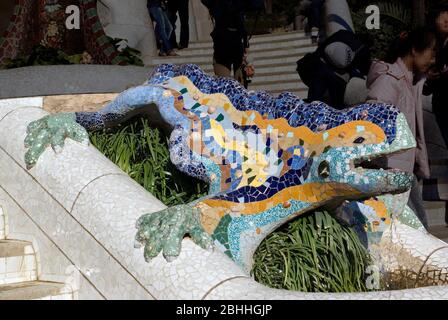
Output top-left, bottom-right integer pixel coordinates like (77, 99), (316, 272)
(354, 137), (365, 144)
(318, 160), (330, 179)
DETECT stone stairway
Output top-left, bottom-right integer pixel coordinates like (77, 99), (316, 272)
(0, 206), (74, 300)
(423, 104), (448, 243)
(426, 201), (448, 243)
(148, 31), (315, 98)
(425, 158), (448, 243)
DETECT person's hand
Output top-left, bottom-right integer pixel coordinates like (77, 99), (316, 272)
(441, 66), (448, 76)
(427, 68), (441, 81)
(245, 64), (255, 78)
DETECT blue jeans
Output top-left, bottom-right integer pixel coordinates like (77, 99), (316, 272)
(309, 0), (325, 29)
(149, 6), (173, 53)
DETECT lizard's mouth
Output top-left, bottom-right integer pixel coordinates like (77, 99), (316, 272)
(353, 156), (393, 171)
(339, 113), (416, 196)
(351, 112), (416, 175)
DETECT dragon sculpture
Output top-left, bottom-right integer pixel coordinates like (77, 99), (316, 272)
(24, 64), (423, 273)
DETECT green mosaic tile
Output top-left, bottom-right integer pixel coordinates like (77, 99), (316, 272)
(216, 114), (224, 122)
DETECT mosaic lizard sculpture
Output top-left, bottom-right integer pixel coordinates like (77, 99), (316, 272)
(24, 64), (420, 272)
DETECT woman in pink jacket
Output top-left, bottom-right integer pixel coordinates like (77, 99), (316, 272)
(366, 28), (437, 228)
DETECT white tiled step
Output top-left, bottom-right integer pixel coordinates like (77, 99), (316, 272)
(428, 225), (448, 244)
(251, 72), (300, 85)
(429, 160), (448, 178)
(255, 64), (301, 75)
(0, 281), (72, 300)
(188, 31), (308, 49)
(179, 38), (313, 56)
(177, 44), (316, 60)
(269, 89), (308, 99)
(154, 62), (302, 76)
(249, 79), (307, 92)
(0, 240), (37, 285)
(425, 201), (447, 227)
(151, 46), (315, 65)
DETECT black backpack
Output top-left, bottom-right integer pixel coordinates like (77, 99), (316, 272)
(297, 30), (371, 86)
(296, 52), (321, 87)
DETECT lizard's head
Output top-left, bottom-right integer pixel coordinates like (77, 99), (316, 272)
(302, 110), (415, 201)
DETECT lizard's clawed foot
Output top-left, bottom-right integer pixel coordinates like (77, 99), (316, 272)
(24, 113), (89, 169)
(135, 204), (214, 263)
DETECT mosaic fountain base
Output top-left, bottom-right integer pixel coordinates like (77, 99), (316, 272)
(0, 64), (447, 299)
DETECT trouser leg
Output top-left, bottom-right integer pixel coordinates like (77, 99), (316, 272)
(213, 60), (232, 77)
(433, 100), (448, 148)
(307, 62), (329, 103)
(150, 7), (173, 53)
(408, 175), (429, 229)
(178, 0), (190, 48)
(309, 0), (325, 29)
(168, 3), (179, 48)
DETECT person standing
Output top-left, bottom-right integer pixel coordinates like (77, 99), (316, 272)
(202, 0), (249, 85)
(297, 30), (372, 109)
(147, 0), (177, 56)
(167, 0), (190, 50)
(367, 28), (437, 228)
(425, 5), (448, 226)
(309, 0), (325, 44)
(425, 5), (448, 148)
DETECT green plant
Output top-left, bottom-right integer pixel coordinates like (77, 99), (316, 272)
(90, 117), (208, 206)
(1, 44), (90, 69)
(109, 37), (144, 66)
(252, 211), (373, 293)
(376, 1), (411, 25)
(352, 1), (411, 60)
(3, 45), (71, 69)
(1, 38), (144, 69)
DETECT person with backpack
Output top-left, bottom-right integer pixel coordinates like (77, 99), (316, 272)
(201, 0), (261, 86)
(296, 29), (372, 109)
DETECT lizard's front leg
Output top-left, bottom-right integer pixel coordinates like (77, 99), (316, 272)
(24, 85), (170, 169)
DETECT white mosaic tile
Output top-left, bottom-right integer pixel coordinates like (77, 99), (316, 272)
(203, 277), (395, 300)
(0, 97), (43, 109)
(388, 286), (448, 299)
(381, 221), (448, 272)
(0, 187), (102, 299)
(0, 149), (154, 300)
(0, 97), (43, 121)
(0, 107), (48, 165)
(205, 277), (448, 300)
(0, 250), (37, 285)
(71, 174), (248, 300)
(0, 107), (125, 211)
